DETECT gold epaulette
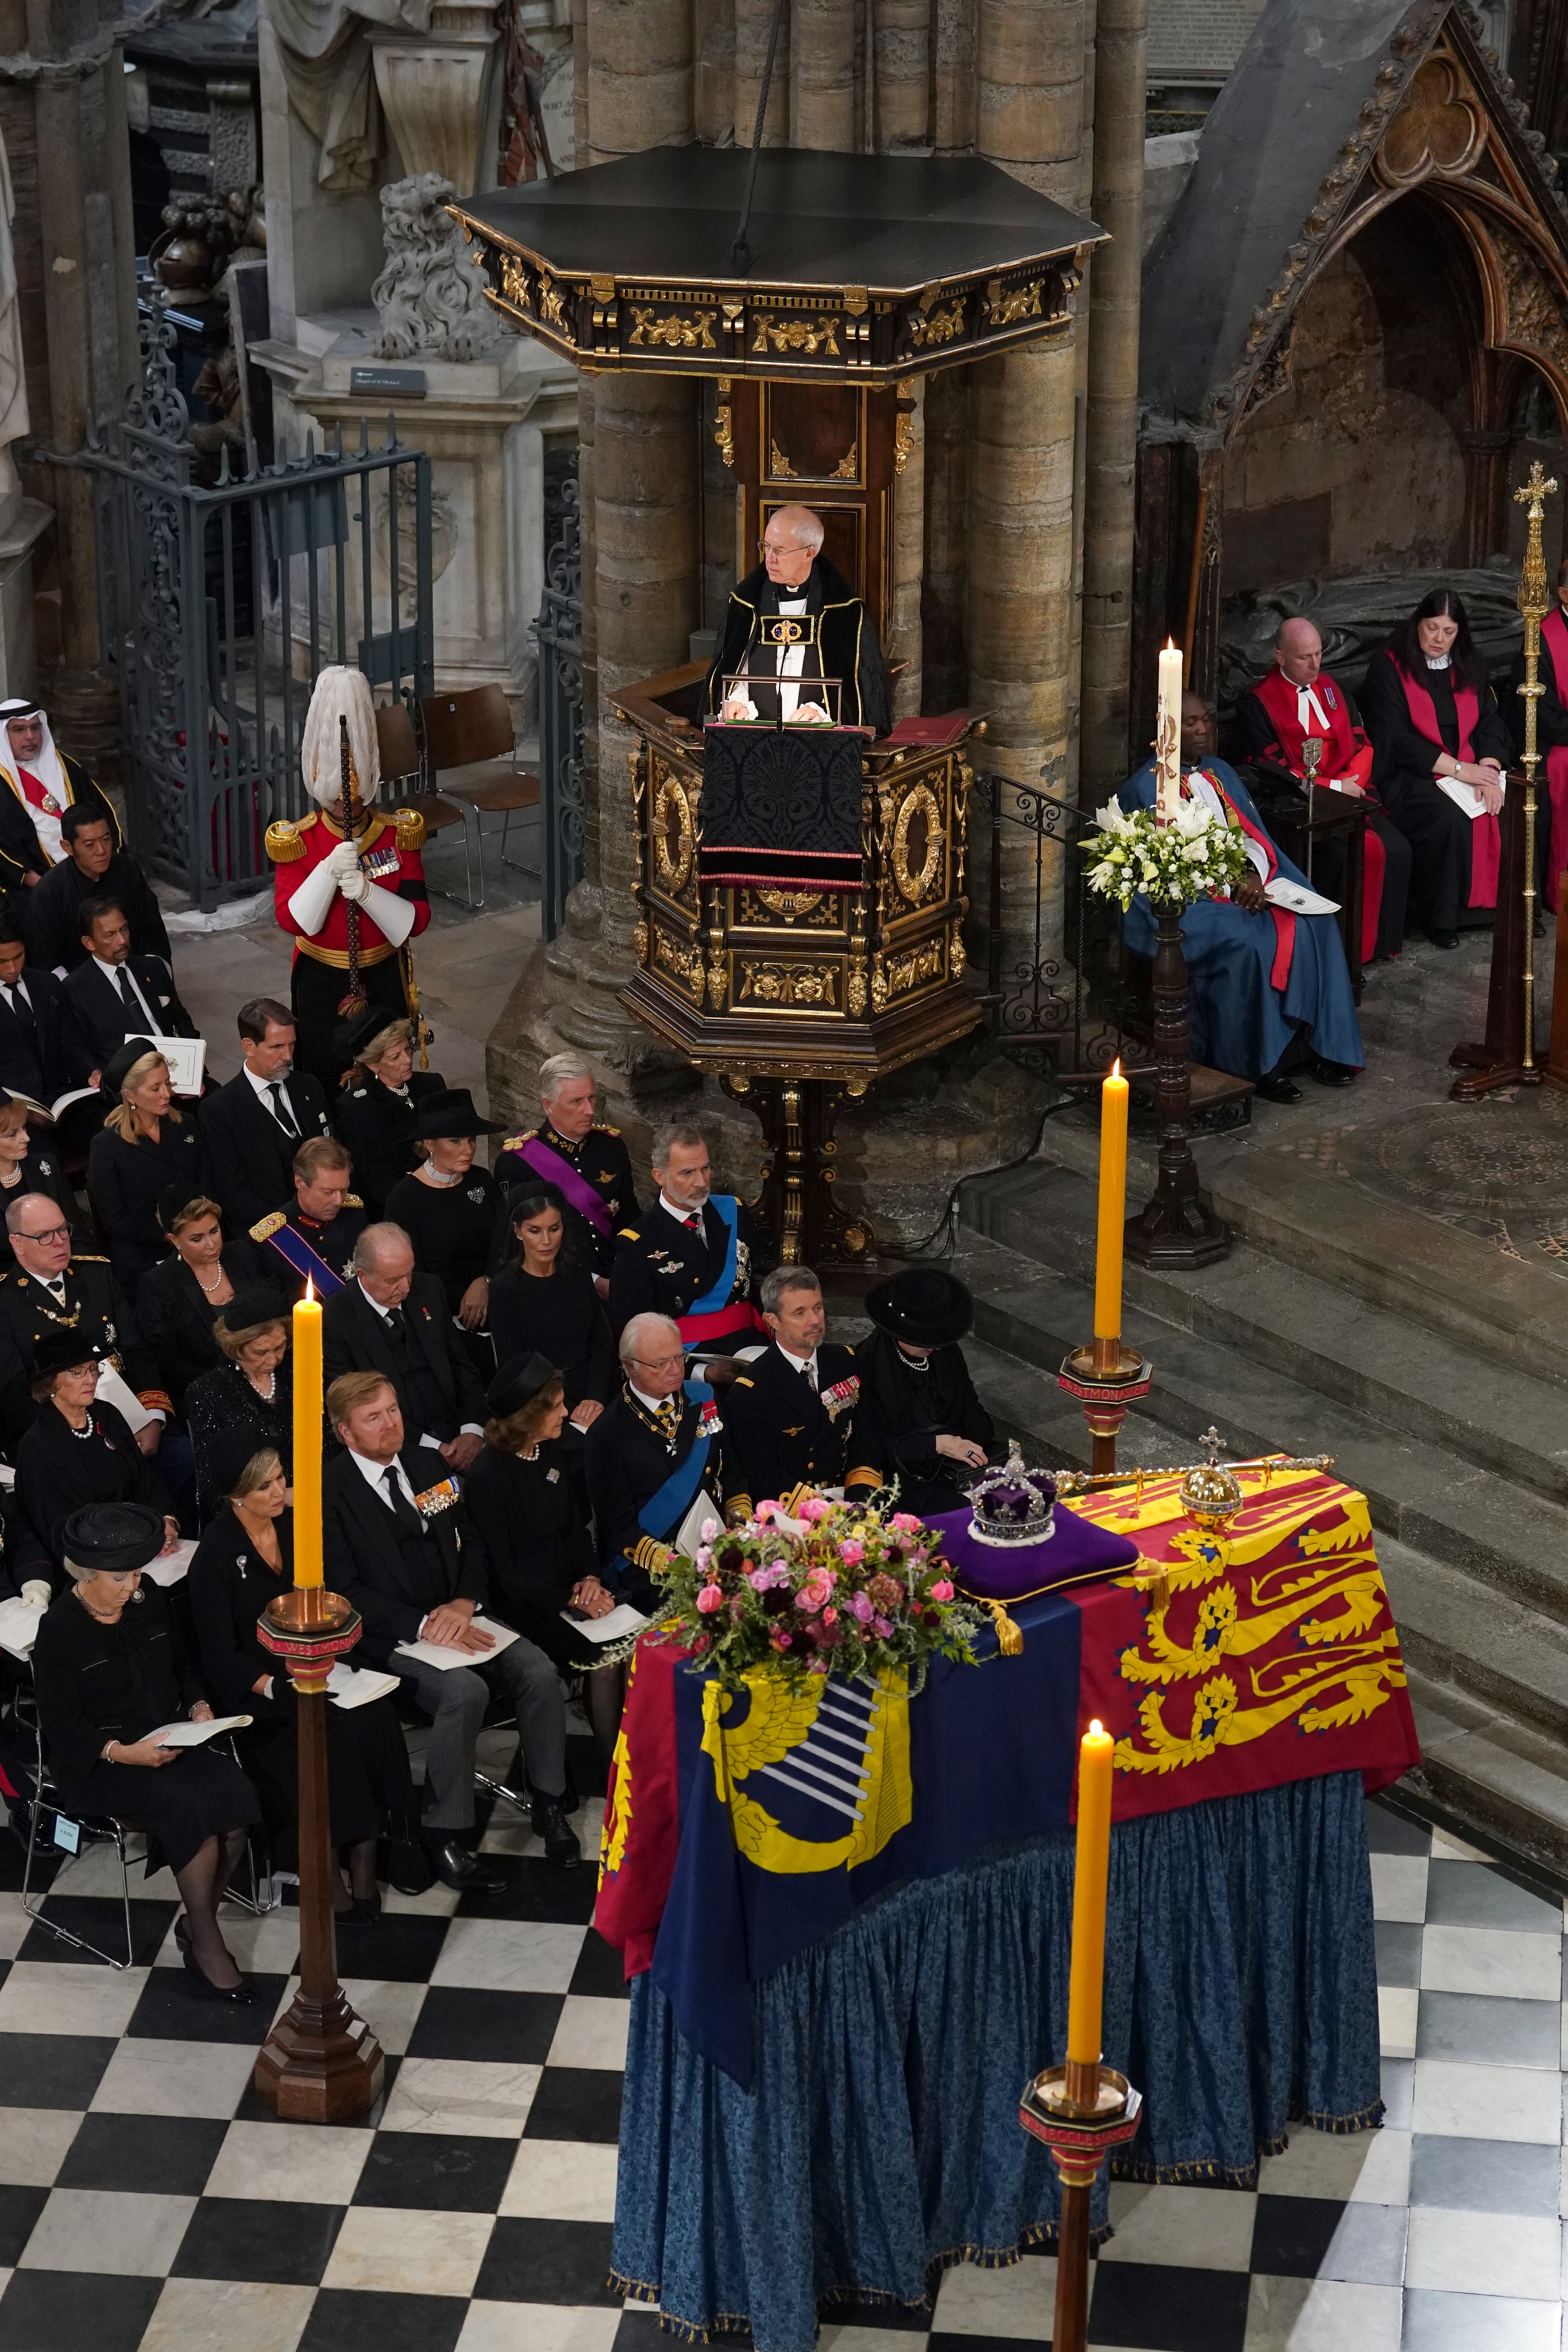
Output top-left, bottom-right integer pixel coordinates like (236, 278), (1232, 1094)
(732, 1376), (754, 1389)
(394, 806), (426, 854)
(617, 1227), (640, 1241)
(500, 1131), (535, 1153)
(264, 820), (305, 865)
(249, 1210), (286, 1241)
(344, 1192), (363, 1209)
(73, 1253), (109, 1263)
(780, 1482), (822, 1518)
(595, 1123), (622, 1136)
(846, 1466), (882, 1491)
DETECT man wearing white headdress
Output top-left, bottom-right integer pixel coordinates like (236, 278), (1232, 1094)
(264, 666), (430, 1089)
(0, 699), (122, 892)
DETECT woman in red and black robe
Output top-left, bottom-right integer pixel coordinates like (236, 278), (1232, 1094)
(1361, 590), (1512, 949)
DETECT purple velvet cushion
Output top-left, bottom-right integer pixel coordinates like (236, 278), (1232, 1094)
(925, 1498), (1140, 1600)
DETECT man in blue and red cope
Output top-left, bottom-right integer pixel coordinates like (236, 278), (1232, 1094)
(264, 667), (430, 1093)
(1233, 617), (1412, 962)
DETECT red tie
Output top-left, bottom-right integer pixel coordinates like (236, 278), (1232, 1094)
(14, 766), (57, 815)
(685, 1214), (702, 1234)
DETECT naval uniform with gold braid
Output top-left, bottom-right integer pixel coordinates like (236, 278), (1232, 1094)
(720, 1340), (884, 1524)
(0, 1257), (169, 1451)
(265, 805), (430, 1092)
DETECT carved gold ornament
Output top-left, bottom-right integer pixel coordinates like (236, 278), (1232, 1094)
(894, 379), (915, 477)
(753, 314), (842, 358)
(715, 381), (735, 470)
(909, 289), (966, 349)
(739, 961), (840, 1007)
(847, 955), (868, 1016)
(538, 273), (568, 331)
(949, 925), (967, 978)
(985, 277), (1044, 326)
(634, 921), (648, 963)
(652, 771), (695, 893)
(769, 439), (798, 478)
(501, 256), (530, 310)
(629, 307), (717, 350)
(831, 444), (859, 480)
(655, 928), (705, 994)
(755, 888), (826, 921)
(891, 783), (943, 904)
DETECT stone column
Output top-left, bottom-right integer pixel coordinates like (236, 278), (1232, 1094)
(792, 0), (856, 149)
(697, 0), (737, 144)
(1079, 0), (1144, 804)
(588, 0), (694, 160)
(932, 0), (976, 153)
(968, 0), (1084, 972)
(874, 0), (930, 149)
(735, 0), (790, 143)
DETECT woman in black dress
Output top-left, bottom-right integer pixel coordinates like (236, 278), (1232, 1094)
(385, 1087), (508, 1345)
(0, 1089), (78, 1232)
(188, 1434), (424, 1920)
(1362, 589), (1514, 948)
(17, 1332), (181, 1570)
(488, 1184), (615, 1430)
(332, 1013), (447, 1220)
(31, 1499), (261, 1999)
(137, 1187), (250, 1415)
(87, 1041), (206, 1285)
(185, 1285), (294, 1520)
(855, 1266), (999, 1517)
(463, 1351), (629, 1762)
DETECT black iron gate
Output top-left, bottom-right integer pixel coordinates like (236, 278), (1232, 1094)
(65, 305), (435, 910)
(531, 467), (584, 940)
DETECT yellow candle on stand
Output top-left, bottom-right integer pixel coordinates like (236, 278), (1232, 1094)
(1065, 1720), (1114, 2067)
(1155, 640), (1183, 825)
(292, 1281), (323, 1590)
(1092, 1062), (1128, 1343)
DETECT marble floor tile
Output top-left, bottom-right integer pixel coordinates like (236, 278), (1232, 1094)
(1307, 2201), (1407, 2287)
(18, 2187), (197, 2276)
(88, 2037), (262, 2120)
(930, 2258), (1053, 2339)
(499, 2140), (619, 2222)
(137, 2277), (316, 2352)
(428, 1921), (585, 1995)
(1404, 2204), (1561, 2299)
(338, 1980), (428, 2059)
(1400, 2287), (1563, 2351)
(1370, 1853), (1428, 1924)
(454, 2305), (621, 2352)
(1241, 2274), (1402, 2352)
(1100, 2184), (1258, 2271)
(0, 1898), (29, 1962)
(1416, 1990), (1562, 2070)
(1428, 1829), (1491, 1864)
(1410, 2058), (1565, 2144)
(1418, 1925), (1563, 2003)
(546, 1997), (630, 2073)
(1379, 2058), (1414, 2131)
(378, 2058), (543, 2139)
(1379, 1985), (1418, 2058)
(1423, 1862), (1562, 1935)
(1260, 2124), (1411, 2207)
(320, 2206), (493, 2298)
(0, 2111), (84, 2188)
(204, 2122), (370, 2207)
(1408, 2131), (1561, 2217)
(382, 1884), (464, 1919)
(0, 1964), (149, 2040)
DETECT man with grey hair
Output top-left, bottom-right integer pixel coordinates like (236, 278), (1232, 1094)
(493, 1049), (638, 1295)
(722, 1265), (882, 1522)
(584, 1309), (728, 1578)
(608, 1120), (763, 1367)
(708, 502), (890, 733)
(322, 1220), (487, 1471)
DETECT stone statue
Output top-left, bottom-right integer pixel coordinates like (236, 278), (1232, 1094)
(370, 172), (503, 362)
(266, 0), (435, 193)
(0, 126), (29, 519)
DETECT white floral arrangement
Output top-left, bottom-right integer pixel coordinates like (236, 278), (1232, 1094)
(1082, 792), (1255, 913)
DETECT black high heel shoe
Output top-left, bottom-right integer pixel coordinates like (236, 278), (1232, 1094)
(180, 1938), (257, 2004)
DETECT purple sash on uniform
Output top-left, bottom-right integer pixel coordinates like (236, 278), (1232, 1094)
(516, 1132), (613, 1237)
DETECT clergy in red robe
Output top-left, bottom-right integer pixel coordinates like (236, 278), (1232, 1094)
(1536, 559), (1568, 914)
(1234, 617), (1411, 963)
(1361, 590), (1511, 949)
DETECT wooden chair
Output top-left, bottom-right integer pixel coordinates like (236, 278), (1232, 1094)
(417, 684), (542, 911)
(373, 700), (477, 909)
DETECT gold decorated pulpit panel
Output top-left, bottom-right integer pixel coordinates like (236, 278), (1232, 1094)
(612, 662), (983, 1087)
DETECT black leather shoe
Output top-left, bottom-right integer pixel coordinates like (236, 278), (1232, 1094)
(1255, 1073), (1303, 1104)
(425, 1837), (508, 1895)
(532, 1798), (582, 1867)
(1426, 927), (1460, 949)
(386, 1836), (434, 1897)
(1310, 1058), (1357, 1087)
(181, 1943), (257, 2003)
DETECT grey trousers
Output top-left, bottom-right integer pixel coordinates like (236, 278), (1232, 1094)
(398, 1635), (567, 1832)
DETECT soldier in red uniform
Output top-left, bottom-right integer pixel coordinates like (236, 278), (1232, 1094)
(265, 668), (431, 1092)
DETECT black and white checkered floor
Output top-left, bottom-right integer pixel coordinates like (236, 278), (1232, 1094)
(0, 1747), (1563, 2352)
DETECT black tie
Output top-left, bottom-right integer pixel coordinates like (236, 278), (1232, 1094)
(267, 1083), (299, 1138)
(385, 1305), (410, 1356)
(3, 985), (33, 1038)
(381, 1466), (424, 1538)
(114, 969), (133, 1009)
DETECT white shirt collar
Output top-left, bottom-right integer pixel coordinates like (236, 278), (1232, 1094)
(348, 1446), (421, 1515)
(660, 1193), (706, 1225)
(776, 1342), (818, 1379)
(245, 1063), (290, 1102)
(0, 975), (29, 1004)
(92, 953), (129, 984)
(629, 1382), (675, 1416)
(356, 1278), (394, 1322)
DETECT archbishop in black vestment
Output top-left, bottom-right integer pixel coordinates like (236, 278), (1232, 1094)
(706, 505), (891, 735)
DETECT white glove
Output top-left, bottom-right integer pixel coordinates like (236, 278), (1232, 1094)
(325, 839), (361, 882)
(20, 1579), (50, 1610)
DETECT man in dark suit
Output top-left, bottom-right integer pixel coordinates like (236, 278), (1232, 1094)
(200, 996), (332, 1233)
(323, 1369), (577, 1883)
(607, 1122), (764, 1365)
(324, 1223), (486, 1474)
(63, 898), (199, 1069)
(0, 915), (95, 1105)
(0, 1190), (172, 1449)
(721, 1267), (884, 1523)
(584, 1310), (727, 1580)
(22, 805), (172, 977)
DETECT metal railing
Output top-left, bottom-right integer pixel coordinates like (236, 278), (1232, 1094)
(975, 773), (1131, 1079)
(54, 303), (435, 909)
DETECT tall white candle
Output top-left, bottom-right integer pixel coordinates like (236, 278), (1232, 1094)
(1155, 641), (1183, 825)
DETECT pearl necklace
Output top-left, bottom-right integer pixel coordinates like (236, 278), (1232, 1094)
(194, 1265), (228, 1296)
(421, 1165), (462, 1187)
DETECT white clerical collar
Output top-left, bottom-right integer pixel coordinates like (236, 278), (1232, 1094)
(1424, 652), (1452, 670)
(1290, 679), (1330, 730)
(777, 1343), (819, 1381)
(660, 1193), (706, 1226)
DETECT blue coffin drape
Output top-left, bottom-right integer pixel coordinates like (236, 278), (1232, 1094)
(613, 1767), (1382, 2352)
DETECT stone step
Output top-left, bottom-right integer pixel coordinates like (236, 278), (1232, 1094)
(920, 1231), (1568, 1631)
(1401, 1665), (1568, 1890)
(1025, 1106), (1568, 1385)
(962, 1158), (1568, 1507)
(1374, 1531), (1568, 1751)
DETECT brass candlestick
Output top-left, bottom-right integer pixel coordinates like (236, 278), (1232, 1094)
(253, 1588), (385, 2123)
(1019, 2063), (1143, 2352)
(1057, 1344), (1152, 1477)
